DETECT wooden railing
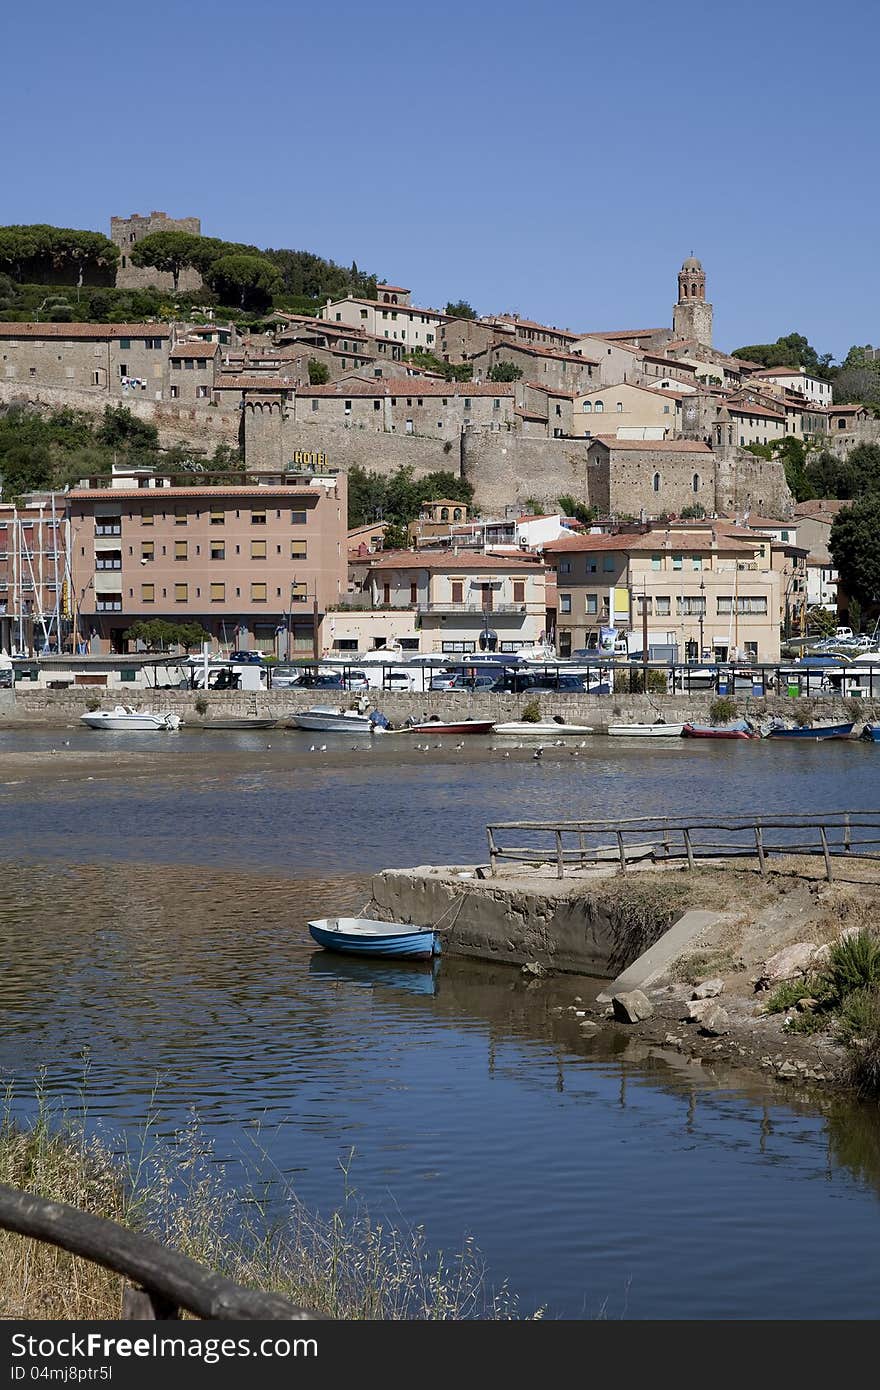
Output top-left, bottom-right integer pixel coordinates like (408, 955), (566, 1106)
(486, 812), (880, 883)
(0, 1185), (321, 1320)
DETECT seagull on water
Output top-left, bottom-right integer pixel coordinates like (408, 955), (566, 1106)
(533, 746), (544, 760)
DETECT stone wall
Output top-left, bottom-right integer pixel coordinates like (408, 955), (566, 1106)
(0, 382), (240, 455)
(246, 410), (461, 480)
(5, 686), (868, 728)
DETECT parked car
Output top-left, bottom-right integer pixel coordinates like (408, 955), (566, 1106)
(293, 672), (346, 690)
(227, 650), (264, 664)
(491, 671), (586, 694)
(341, 672), (370, 691)
(429, 671), (459, 691)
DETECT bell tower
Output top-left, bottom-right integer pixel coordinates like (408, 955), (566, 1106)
(673, 255), (713, 347)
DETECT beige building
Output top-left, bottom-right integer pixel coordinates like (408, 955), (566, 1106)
(358, 551), (548, 654)
(545, 522), (781, 661)
(469, 340), (598, 394)
(571, 382), (683, 439)
(66, 468), (347, 656)
(320, 295), (444, 351)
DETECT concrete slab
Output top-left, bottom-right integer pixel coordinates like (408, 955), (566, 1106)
(600, 909), (720, 997)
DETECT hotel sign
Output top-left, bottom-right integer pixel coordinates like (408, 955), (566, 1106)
(287, 450), (328, 470)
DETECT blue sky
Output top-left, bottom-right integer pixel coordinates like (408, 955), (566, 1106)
(3, 0), (877, 358)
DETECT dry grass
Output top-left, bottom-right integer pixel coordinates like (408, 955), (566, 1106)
(0, 1084), (535, 1321)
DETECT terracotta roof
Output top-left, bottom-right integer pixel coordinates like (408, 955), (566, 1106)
(590, 437), (712, 453)
(524, 382), (576, 398)
(575, 381), (684, 402)
(515, 407), (548, 421)
(298, 379), (514, 398)
(830, 402), (868, 414)
(754, 367), (807, 378)
(793, 499), (849, 518)
(213, 376), (293, 390)
(723, 398), (785, 421)
(641, 353), (698, 371)
(491, 314), (581, 341)
(0, 322), (171, 339)
(376, 284), (410, 294)
(482, 341), (597, 365)
(544, 527), (765, 556)
(169, 343), (218, 359)
(68, 486), (324, 500)
(364, 550), (544, 572)
(588, 328), (666, 341)
(323, 298), (445, 318)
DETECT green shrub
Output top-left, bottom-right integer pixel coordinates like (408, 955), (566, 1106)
(709, 696), (737, 724)
(823, 930), (880, 1003)
(85, 697), (101, 712)
(783, 1010), (827, 1035)
(766, 978), (815, 1013)
(836, 987), (880, 1096)
(521, 698), (541, 723)
(614, 669), (669, 694)
(194, 695), (209, 717)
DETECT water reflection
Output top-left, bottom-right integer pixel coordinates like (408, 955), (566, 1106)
(1, 744), (880, 1314)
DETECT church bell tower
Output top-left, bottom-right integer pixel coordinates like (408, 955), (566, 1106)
(672, 255), (713, 347)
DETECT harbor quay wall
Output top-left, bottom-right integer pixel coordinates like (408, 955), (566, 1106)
(3, 687), (869, 727)
(368, 865), (692, 976)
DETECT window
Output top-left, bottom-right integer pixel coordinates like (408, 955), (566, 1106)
(464, 398), (472, 409)
(494, 399), (500, 410)
(636, 596), (652, 615)
(251, 540), (267, 560)
(672, 554), (682, 571)
(175, 540), (187, 561)
(410, 582), (418, 604)
(119, 338), (131, 350)
(174, 583), (188, 603)
(718, 596), (768, 615)
(663, 404), (670, 414)
(676, 596), (706, 616)
(172, 359), (182, 370)
(210, 508), (224, 525)
(616, 402), (623, 413)
(174, 508), (187, 526)
(373, 400), (381, 411)
(692, 556), (702, 571)
(210, 583), (225, 602)
(558, 560), (571, 575)
(513, 581), (525, 604)
(251, 509), (266, 525)
(210, 540), (225, 561)
(652, 472), (661, 492)
(251, 582), (267, 603)
(655, 596), (671, 616)
(594, 401), (603, 412)
(145, 337), (163, 350)
(451, 581), (463, 604)
(312, 400), (319, 412)
(603, 556), (615, 572)
(95, 520), (121, 536)
(290, 582), (307, 602)
(585, 594), (598, 615)
(290, 510), (307, 524)
(141, 541), (154, 562)
(344, 400), (352, 414)
(559, 593), (572, 614)
(141, 583), (155, 603)
(583, 402), (592, 413)
(586, 556), (598, 573)
(170, 385), (179, 399)
(197, 385), (208, 399)
(96, 595), (123, 612)
(119, 364), (127, 377)
(291, 540), (307, 559)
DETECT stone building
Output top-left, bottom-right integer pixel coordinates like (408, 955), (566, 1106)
(290, 379), (517, 437)
(66, 466), (347, 656)
(586, 437), (715, 515)
(671, 256), (713, 348)
(468, 340), (598, 394)
(110, 212), (203, 292)
(0, 322), (172, 398)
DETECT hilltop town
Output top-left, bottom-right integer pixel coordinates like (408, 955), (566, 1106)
(0, 210), (875, 662)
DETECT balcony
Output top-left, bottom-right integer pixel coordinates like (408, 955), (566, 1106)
(417, 602), (525, 617)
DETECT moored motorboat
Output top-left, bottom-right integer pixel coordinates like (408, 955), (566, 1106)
(681, 719), (758, 740)
(493, 721), (594, 736)
(308, 917), (441, 960)
(607, 720), (684, 737)
(404, 716), (494, 735)
(860, 723), (880, 743)
(80, 706), (182, 731)
(287, 705), (388, 734)
(194, 717), (277, 730)
(764, 720), (854, 740)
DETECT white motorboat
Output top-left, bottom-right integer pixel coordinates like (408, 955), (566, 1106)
(493, 721), (594, 737)
(80, 706), (182, 732)
(606, 720), (683, 737)
(287, 705), (388, 734)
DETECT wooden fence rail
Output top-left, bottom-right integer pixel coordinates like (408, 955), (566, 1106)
(486, 811), (880, 883)
(0, 1185), (321, 1320)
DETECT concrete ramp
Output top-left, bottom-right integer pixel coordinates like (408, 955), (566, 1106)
(600, 909), (720, 997)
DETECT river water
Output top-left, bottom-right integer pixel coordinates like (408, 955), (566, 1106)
(2, 727), (880, 1319)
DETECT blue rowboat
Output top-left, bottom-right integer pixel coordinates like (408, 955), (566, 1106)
(766, 721), (854, 740)
(308, 916), (441, 960)
(860, 723), (880, 743)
